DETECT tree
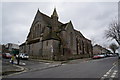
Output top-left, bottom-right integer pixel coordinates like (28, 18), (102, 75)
(109, 43), (118, 54)
(105, 21), (120, 46)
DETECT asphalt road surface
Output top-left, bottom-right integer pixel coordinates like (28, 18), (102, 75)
(2, 58), (52, 71)
(4, 57), (118, 79)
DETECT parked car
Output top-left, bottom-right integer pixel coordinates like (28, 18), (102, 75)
(2, 53), (12, 59)
(17, 53), (29, 60)
(99, 54), (106, 58)
(106, 54), (114, 57)
(92, 54), (105, 59)
(92, 55), (101, 59)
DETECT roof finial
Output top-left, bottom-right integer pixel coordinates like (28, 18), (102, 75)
(37, 8), (40, 12)
(54, 6), (56, 10)
(51, 7), (58, 18)
(69, 20), (72, 23)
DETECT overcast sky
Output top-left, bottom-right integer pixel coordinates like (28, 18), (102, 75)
(1, 1), (119, 48)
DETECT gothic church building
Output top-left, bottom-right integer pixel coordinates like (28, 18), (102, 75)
(20, 8), (93, 60)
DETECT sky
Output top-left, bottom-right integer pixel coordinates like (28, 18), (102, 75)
(1, 0), (119, 49)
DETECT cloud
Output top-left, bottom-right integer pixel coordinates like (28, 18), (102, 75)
(2, 2), (118, 47)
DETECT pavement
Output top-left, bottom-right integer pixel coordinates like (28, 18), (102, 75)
(2, 60), (25, 76)
(4, 57), (118, 79)
(2, 58), (63, 78)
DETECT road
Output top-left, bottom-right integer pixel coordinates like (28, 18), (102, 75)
(2, 58), (55, 72)
(4, 57), (118, 79)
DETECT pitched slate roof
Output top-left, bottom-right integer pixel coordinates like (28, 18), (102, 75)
(74, 29), (84, 38)
(40, 9), (63, 26)
(27, 9), (63, 38)
(42, 31), (60, 41)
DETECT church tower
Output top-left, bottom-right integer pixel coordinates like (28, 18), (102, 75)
(51, 8), (59, 32)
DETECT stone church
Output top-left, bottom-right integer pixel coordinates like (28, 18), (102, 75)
(19, 8), (93, 60)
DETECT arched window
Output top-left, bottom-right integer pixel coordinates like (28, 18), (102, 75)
(82, 41), (84, 54)
(86, 43), (89, 54)
(79, 40), (81, 50)
(70, 32), (73, 46)
(76, 38), (79, 55)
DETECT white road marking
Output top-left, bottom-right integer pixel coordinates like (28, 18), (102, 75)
(62, 64), (66, 65)
(45, 63), (50, 64)
(112, 73), (116, 75)
(103, 74), (108, 77)
(110, 70), (118, 78)
(108, 70), (111, 73)
(106, 72), (110, 75)
(113, 62), (116, 65)
(100, 77), (105, 80)
(111, 75), (115, 78)
(101, 77), (104, 79)
(108, 64), (116, 72)
(114, 70), (118, 73)
(100, 64), (117, 80)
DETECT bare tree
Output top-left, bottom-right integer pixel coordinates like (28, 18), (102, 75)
(109, 43), (118, 54)
(105, 21), (120, 46)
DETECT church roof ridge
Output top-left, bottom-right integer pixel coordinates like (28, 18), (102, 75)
(40, 9), (63, 25)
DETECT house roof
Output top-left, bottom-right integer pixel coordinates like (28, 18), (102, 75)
(74, 29), (84, 38)
(59, 23), (68, 31)
(27, 9), (63, 38)
(19, 42), (25, 47)
(42, 31), (60, 41)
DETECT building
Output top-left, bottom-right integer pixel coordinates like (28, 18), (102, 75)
(5, 43), (19, 51)
(93, 44), (110, 55)
(20, 8), (93, 60)
(4, 43), (19, 54)
(93, 44), (102, 55)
